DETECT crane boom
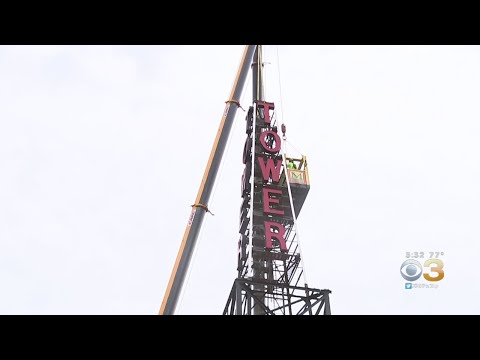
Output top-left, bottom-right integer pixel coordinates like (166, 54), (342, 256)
(159, 45), (257, 315)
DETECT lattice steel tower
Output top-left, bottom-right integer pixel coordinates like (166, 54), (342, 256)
(224, 46), (332, 315)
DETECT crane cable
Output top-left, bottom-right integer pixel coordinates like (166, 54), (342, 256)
(275, 45), (310, 288)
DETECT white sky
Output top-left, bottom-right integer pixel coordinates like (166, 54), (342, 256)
(1, 45), (479, 315)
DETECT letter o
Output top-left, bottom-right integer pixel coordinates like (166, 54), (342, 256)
(243, 136), (252, 164)
(259, 130), (281, 154)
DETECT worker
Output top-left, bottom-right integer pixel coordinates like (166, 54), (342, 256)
(287, 160), (297, 170)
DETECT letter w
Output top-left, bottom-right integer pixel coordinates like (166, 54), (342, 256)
(257, 157), (282, 182)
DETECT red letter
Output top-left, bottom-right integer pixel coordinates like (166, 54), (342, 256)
(263, 188), (284, 215)
(257, 156), (282, 182)
(259, 130), (281, 153)
(243, 136), (252, 164)
(264, 221), (287, 251)
(257, 101), (275, 125)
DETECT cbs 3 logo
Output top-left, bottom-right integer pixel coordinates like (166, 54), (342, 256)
(400, 259), (445, 282)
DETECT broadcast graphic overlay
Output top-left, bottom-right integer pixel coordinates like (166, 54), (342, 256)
(401, 252), (445, 289)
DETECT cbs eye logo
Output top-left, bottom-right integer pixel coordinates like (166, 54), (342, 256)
(400, 259), (445, 282)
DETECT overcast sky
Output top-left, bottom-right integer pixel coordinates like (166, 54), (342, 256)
(1, 45), (479, 315)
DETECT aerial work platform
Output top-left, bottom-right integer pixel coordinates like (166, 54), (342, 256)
(280, 155), (310, 217)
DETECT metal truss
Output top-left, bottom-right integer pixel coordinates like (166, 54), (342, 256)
(224, 278), (331, 315)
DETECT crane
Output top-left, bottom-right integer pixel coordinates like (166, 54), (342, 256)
(159, 45), (257, 315)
